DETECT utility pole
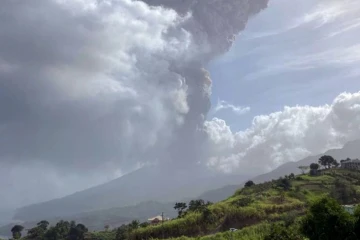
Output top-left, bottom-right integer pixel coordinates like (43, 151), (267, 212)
(162, 212), (164, 239)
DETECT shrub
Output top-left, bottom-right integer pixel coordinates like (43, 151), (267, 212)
(264, 223), (303, 240)
(233, 197), (254, 207)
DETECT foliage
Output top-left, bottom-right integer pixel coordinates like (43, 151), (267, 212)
(174, 202), (188, 218)
(300, 196), (355, 240)
(13, 166), (360, 240)
(318, 155), (337, 169)
(264, 223), (302, 240)
(310, 163), (319, 170)
(139, 222), (149, 228)
(128, 220), (140, 231)
(233, 197), (254, 207)
(331, 178), (360, 204)
(188, 199), (212, 213)
(245, 180), (255, 188)
(11, 225), (24, 239)
(115, 225), (129, 240)
(276, 178), (292, 191)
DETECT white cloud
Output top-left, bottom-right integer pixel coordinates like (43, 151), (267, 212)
(205, 91), (360, 175)
(214, 100), (250, 116)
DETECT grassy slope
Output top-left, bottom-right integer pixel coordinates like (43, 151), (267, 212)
(90, 168), (360, 240)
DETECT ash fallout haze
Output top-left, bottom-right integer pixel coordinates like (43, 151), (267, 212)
(1, 0), (360, 222)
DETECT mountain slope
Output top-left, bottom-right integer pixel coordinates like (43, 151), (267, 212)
(14, 166), (249, 221)
(126, 168), (360, 240)
(0, 201), (176, 237)
(199, 139), (360, 203)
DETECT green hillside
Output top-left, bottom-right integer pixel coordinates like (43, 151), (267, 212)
(84, 167), (360, 240)
(8, 166), (360, 240)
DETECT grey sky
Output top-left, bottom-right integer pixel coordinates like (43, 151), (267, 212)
(0, 0), (269, 209)
(1, 0), (360, 210)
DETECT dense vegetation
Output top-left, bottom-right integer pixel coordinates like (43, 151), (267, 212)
(7, 156), (360, 240)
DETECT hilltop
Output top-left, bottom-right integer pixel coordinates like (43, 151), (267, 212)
(198, 139), (360, 203)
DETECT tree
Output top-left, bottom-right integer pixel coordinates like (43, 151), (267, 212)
(44, 226), (60, 240)
(289, 173), (295, 179)
(244, 180), (255, 188)
(54, 220), (71, 239)
(139, 222), (150, 228)
(298, 166), (309, 174)
(188, 199), (211, 212)
(11, 225), (24, 240)
(318, 155), (337, 169)
(27, 224), (47, 239)
(201, 208), (216, 224)
(277, 178), (292, 191)
(310, 163), (320, 170)
(174, 202), (187, 218)
(68, 223), (88, 240)
(264, 223), (302, 240)
(128, 220), (140, 230)
(331, 178), (359, 204)
(104, 225), (110, 231)
(38, 220), (50, 230)
(309, 163), (320, 176)
(301, 197), (355, 240)
(115, 225), (129, 240)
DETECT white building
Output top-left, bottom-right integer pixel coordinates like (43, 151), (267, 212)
(341, 159), (360, 170)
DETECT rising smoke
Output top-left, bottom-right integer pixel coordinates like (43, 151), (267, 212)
(141, 0), (269, 168)
(0, 0), (268, 209)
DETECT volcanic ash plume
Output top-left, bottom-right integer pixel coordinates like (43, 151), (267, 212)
(142, 0), (269, 167)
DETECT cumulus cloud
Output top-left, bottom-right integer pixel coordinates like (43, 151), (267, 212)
(214, 100), (250, 115)
(205, 91), (360, 174)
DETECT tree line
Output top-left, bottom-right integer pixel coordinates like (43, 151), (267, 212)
(10, 220), (88, 240)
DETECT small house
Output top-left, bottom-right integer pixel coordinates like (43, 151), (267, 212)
(148, 215), (170, 225)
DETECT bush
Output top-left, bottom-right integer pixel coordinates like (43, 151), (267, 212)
(281, 211), (298, 227)
(301, 197), (355, 240)
(233, 197), (254, 207)
(245, 180), (255, 188)
(264, 223), (303, 240)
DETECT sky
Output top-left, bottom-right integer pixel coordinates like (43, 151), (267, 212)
(1, 0), (360, 210)
(209, 0), (360, 131)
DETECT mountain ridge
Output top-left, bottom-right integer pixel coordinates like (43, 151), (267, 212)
(198, 139), (360, 202)
(13, 139), (360, 222)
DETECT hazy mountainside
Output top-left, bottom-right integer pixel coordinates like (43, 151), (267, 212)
(113, 168), (360, 240)
(0, 201), (176, 237)
(14, 166), (249, 221)
(15, 140), (360, 222)
(199, 139), (360, 203)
